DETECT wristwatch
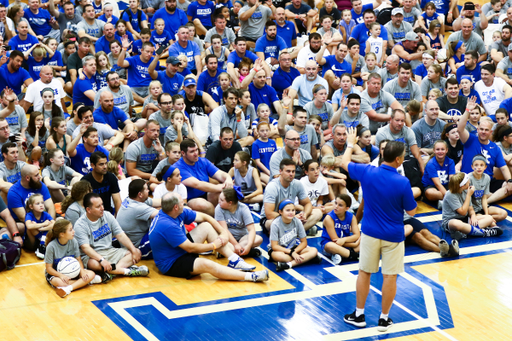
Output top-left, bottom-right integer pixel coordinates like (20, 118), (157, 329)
(12, 232), (20, 238)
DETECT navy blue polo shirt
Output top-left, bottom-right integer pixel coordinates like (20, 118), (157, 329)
(348, 163), (417, 243)
(460, 133), (506, 177)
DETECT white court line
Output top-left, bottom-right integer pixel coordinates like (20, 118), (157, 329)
(16, 261), (44, 267)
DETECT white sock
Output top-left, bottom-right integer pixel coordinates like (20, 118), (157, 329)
(356, 308), (364, 317)
(244, 273), (252, 281)
(228, 254), (239, 262)
(124, 268), (130, 275)
(62, 285), (73, 294)
(286, 262), (293, 268)
(380, 313), (389, 320)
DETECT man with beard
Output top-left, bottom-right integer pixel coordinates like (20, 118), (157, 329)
(350, 9), (388, 57)
(94, 71), (134, 115)
(316, 41), (351, 92)
(206, 127), (242, 173)
(197, 55), (221, 99)
(22, 66), (67, 113)
(436, 77), (468, 119)
(255, 21), (288, 64)
(383, 63), (422, 109)
(151, 0), (188, 35)
(0, 50), (33, 97)
(455, 50), (481, 83)
(446, 18), (487, 62)
(490, 25), (512, 64)
(385, 8), (413, 46)
(452, 2), (488, 37)
(0, 142), (26, 184)
(7, 164), (56, 222)
(148, 55), (184, 97)
(287, 60), (328, 110)
(76, 4), (106, 45)
(49, 0), (83, 40)
(274, 7), (297, 49)
(296, 33), (328, 74)
(95, 23), (117, 54)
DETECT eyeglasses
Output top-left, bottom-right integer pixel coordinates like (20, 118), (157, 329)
(0, 126), (9, 131)
(160, 101), (172, 105)
(286, 138), (301, 141)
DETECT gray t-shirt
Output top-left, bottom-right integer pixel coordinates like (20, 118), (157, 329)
(290, 74), (329, 107)
(64, 201), (85, 227)
(76, 19), (106, 38)
(164, 124), (189, 145)
(360, 89), (397, 134)
(263, 178), (307, 218)
(497, 141), (512, 154)
(204, 27), (236, 46)
(361, 64), (381, 74)
(468, 172), (490, 213)
(446, 31), (487, 56)
(44, 238), (81, 270)
(420, 77), (447, 97)
(268, 147), (311, 179)
(403, 7), (421, 25)
(411, 118), (446, 149)
(383, 78), (422, 108)
(42, 165), (75, 186)
(214, 203), (253, 241)
(378, 69), (398, 86)
(94, 86), (134, 114)
(344, 54), (365, 75)
(74, 211), (124, 255)
(375, 125), (417, 156)
(66, 119), (78, 137)
(108, 52), (127, 79)
(26, 130), (49, 153)
(338, 110), (370, 129)
(125, 137), (160, 173)
(238, 5), (272, 40)
(441, 190), (469, 229)
(56, 13), (82, 37)
(0, 104), (27, 135)
(384, 21), (413, 43)
(497, 56), (512, 78)
(72, 122), (116, 145)
(149, 111), (173, 144)
(284, 124), (318, 155)
(324, 140), (347, 157)
(116, 197), (157, 247)
(269, 216), (307, 249)
(151, 157), (172, 177)
(0, 160), (26, 183)
(304, 101), (334, 130)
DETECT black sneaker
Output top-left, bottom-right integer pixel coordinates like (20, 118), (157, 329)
(450, 230), (467, 241)
(275, 262), (290, 272)
(313, 254), (322, 264)
(377, 317), (394, 332)
(35, 244), (46, 259)
(343, 310), (366, 328)
(247, 248), (262, 258)
(100, 272), (113, 283)
(448, 239), (459, 257)
(484, 227), (503, 237)
(307, 225), (318, 236)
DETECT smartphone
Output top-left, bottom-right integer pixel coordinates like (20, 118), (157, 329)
(8, 134), (20, 142)
(156, 43), (168, 55)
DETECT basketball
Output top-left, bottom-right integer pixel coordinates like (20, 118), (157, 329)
(57, 257), (81, 279)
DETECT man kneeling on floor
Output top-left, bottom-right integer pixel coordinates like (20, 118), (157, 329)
(149, 192), (269, 282)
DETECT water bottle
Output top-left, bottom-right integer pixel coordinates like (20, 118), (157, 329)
(1, 233), (9, 240)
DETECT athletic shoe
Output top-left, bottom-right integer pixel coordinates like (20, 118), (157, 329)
(343, 311), (366, 327)
(275, 262), (290, 272)
(249, 203), (260, 212)
(331, 254), (342, 265)
(313, 254), (323, 264)
(251, 269), (269, 282)
(100, 272), (113, 283)
(450, 230), (467, 241)
(448, 239), (459, 257)
(228, 258), (256, 271)
(56, 286), (71, 298)
(484, 227), (503, 237)
(307, 225), (318, 236)
(247, 248), (262, 258)
(35, 244), (46, 259)
(199, 250), (214, 255)
(216, 252), (225, 259)
(127, 265), (149, 277)
(377, 317), (394, 332)
(348, 248), (360, 261)
(439, 239), (450, 257)
(90, 275), (102, 284)
(437, 200), (443, 210)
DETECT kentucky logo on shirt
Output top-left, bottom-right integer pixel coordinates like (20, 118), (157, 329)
(473, 189), (484, 199)
(300, 134), (309, 145)
(447, 108), (462, 117)
(481, 148), (491, 164)
(395, 92), (411, 101)
(372, 100), (383, 111)
(251, 11), (263, 20)
(344, 120), (359, 128)
(92, 223), (112, 242)
(437, 170), (448, 184)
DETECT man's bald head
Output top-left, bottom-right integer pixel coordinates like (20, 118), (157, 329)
(305, 60), (317, 69)
(21, 164), (38, 177)
(426, 100), (439, 110)
(285, 129), (300, 139)
(100, 91), (114, 101)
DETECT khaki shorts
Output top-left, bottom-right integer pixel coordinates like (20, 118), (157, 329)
(82, 247), (129, 268)
(359, 233), (404, 275)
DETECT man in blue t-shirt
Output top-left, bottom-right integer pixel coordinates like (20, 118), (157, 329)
(187, 0), (215, 34)
(7, 164), (56, 222)
(24, 0), (59, 40)
(227, 37), (271, 88)
(456, 50), (482, 84)
(341, 132), (417, 332)
(351, 0), (376, 24)
(316, 40), (351, 91)
(68, 126), (110, 175)
(95, 23), (117, 54)
(168, 26), (202, 77)
(8, 21), (39, 53)
(284, 0), (317, 34)
(150, 0), (188, 35)
(72, 55), (97, 106)
(148, 55), (185, 97)
(149, 192), (267, 280)
(245, 68), (283, 118)
(275, 7), (297, 48)
(196, 55), (222, 99)
(349, 9), (388, 57)
(174, 139), (233, 216)
(272, 51), (301, 99)
(0, 51), (33, 97)
(117, 39), (155, 104)
(255, 21), (288, 62)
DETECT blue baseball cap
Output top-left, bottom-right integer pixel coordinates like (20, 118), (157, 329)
(184, 78), (196, 87)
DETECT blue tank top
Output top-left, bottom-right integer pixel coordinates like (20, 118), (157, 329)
(396, 41), (415, 64)
(427, 33), (441, 50)
(321, 210), (353, 247)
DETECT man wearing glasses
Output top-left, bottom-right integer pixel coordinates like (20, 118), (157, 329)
(269, 129), (311, 179)
(94, 71), (135, 116)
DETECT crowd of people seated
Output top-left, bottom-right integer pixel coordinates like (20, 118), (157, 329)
(0, 0), (510, 325)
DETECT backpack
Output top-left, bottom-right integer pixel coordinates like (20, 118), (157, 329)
(0, 239), (21, 272)
(122, 8), (143, 29)
(376, 8), (392, 26)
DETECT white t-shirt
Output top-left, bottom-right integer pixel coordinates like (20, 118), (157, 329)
(153, 182), (188, 200)
(24, 79), (65, 110)
(297, 176), (329, 207)
(296, 45), (329, 69)
(474, 78), (507, 117)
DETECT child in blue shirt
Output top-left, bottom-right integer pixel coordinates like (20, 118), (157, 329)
(422, 140), (456, 206)
(251, 103), (279, 136)
(24, 43), (53, 81)
(251, 121), (276, 185)
(25, 193), (55, 259)
(150, 18), (174, 54)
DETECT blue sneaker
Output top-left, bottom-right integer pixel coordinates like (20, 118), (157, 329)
(228, 257), (256, 272)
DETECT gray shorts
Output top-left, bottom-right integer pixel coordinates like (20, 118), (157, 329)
(131, 86), (149, 98)
(81, 247), (128, 268)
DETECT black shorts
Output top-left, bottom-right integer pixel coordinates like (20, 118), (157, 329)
(164, 233), (198, 279)
(45, 271), (79, 287)
(404, 217), (426, 244)
(240, 36), (257, 43)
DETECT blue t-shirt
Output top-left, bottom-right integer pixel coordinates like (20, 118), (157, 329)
(252, 138), (277, 171)
(351, 4), (373, 25)
(150, 30), (174, 47)
(98, 14), (118, 25)
(24, 8), (52, 36)
(460, 88), (482, 105)
(95, 36), (115, 54)
(415, 64), (428, 79)
(157, 71), (184, 96)
(197, 69), (221, 96)
(227, 50), (258, 68)
(422, 157), (456, 188)
(149, 208), (196, 273)
(9, 34), (39, 53)
(73, 74), (98, 106)
(275, 20), (296, 48)
(115, 31), (134, 45)
(348, 163), (417, 242)
(168, 41), (201, 71)
(272, 66), (301, 100)
(421, 0), (450, 15)
(132, 39), (143, 55)
(252, 116), (278, 131)
(321, 210), (353, 248)
(174, 157), (220, 199)
(121, 9), (147, 32)
(7, 181), (51, 221)
(25, 211), (53, 241)
(461, 133), (506, 177)
(255, 35), (287, 59)
(126, 56), (154, 88)
(499, 97), (512, 115)
(248, 83), (279, 115)
(421, 12), (440, 28)
(93, 106), (129, 130)
(456, 64), (482, 84)
(350, 23), (388, 56)
(322, 55), (352, 77)
(187, 1), (216, 28)
(47, 51), (64, 68)
(70, 143), (109, 175)
(26, 55), (49, 81)
(151, 7), (188, 35)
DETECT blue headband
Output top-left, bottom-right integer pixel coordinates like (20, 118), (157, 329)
(278, 199), (294, 211)
(455, 40), (463, 52)
(233, 186), (245, 200)
(461, 75), (472, 82)
(162, 166), (177, 182)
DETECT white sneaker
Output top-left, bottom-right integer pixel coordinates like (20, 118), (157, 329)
(228, 257), (256, 271)
(251, 269), (269, 282)
(90, 275), (102, 284)
(331, 254), (342, 265)
(56, 286), (71, 298)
